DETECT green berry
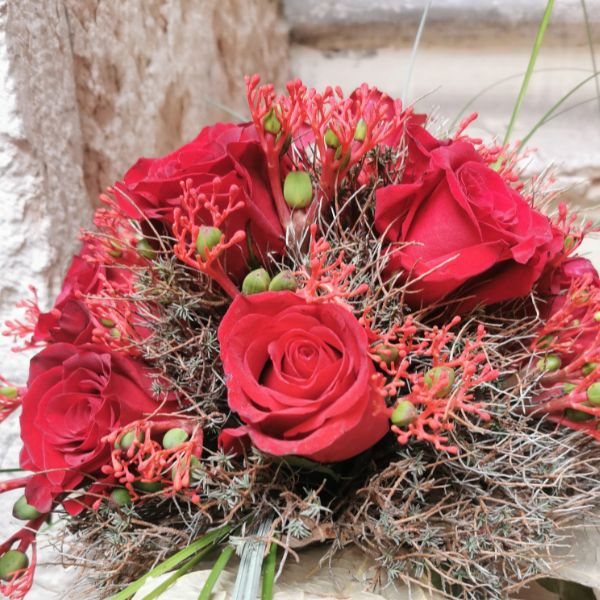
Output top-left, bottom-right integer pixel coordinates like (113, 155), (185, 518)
(109, 328), (121, 339)
(109, 488), (132, 508)
(424, 367), (456, 398)
(195, 226), (223, 260)
(263, 108), (281, 135)
(12, 496), (41, 521)
(537, 334), (555, 349)
(374, 344), (399, 366)
(136, 238), (156, 260)
(586, 382), (600, 406)
(100, 318), (115, 328)
(0, 386), (18, 399)
(563, 235), (575, 252)
(582, 362), (598, 376)
(594, 311), (600, 322)
(242, 268), (271, 295)
(565, 405), (594, 422)
(537, 355), (561, 373)
(354, 118), (367, 142)
(268, 270), (297, 292)
(0, 550), (28, 581)
(118, 430), (142, 450)
(390, 400), (417, 427)
(162, 428), (189, 449)
(324, 128), (340, 148)
(171, 456), (201, 482)
(283, 171), (312, 209)
(562, 382), (577, 394)
(133, 480), (163, 493)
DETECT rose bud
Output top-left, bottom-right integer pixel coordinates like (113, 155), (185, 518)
(195, 225), (223, 260)
(324, 128), (341, 148)
(134, 480), (163, 493)
(374, 344), (399, 366)
(586, 383), (600, 406)
(283, 171), (312, 209)
(12, 496), (42, 521)
(390, 400), (417, 427)
(424, 366), (456, 398)
(0, 550), (29, 581)
(565, 405), (595, 422)
(136, 238), (157, 260)
(162, 428), (189, 449)
(537, 355), (561, 373)
(583, 362), (598, 376)
(268, 270), (297, 292)
(0, 386), (18, 399)
(263, 108), (281, 135)
(109, 488), (132, 508)
(354, 118), (367, 142)
(242, 268), (271, 295)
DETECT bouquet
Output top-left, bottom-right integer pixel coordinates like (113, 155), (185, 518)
(1, 74), (599, 600)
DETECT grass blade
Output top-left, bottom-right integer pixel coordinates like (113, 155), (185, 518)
(197, 545), (234, 600)
(580, 0), (600, 115)
(402, 0), (433, 105)
(111, 524), (230, 600)
(261, 539), (278, 600)
(503, 0), (554, 145)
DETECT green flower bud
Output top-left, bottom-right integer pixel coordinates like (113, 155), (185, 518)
(242, 268), (271, 295)
(109, 488), (132, 508)
(171, 456), (201, 482)
(109, 328), (121, 339)
(263, 108), (282, 135)
(118, 430), (142, 450)
(571, 319), (580, 327)
(136, 238), (156, 260)
(354, 118), (367, 142)
(195, 226), (223, 260)
(100, 318), (115, 328)
(594, 311), (600, 322)
(133, 480), (163, 493)
(108, 242), (123, 258)
(0, 386), (18, 399)
(565, 405), (594, 422)
(162, 428), (189, 449)
(0, 550), (29, 581)
(537, 334), (555, 349)
(563, 235), (575, 252)
(390, 400), (417, 427)
(268, 270), (297, 292)
(536, 355), (561, 373)
(324, 128), (340, 148)
(283, 171), (312, 209)
(12, 496), (41, 521)
(586, 382), (600, 406)
(374, 344), (399, 366)
(563, 382), (577, 394)
(582, 362), (598, 377)
(424, 366), (456, 398)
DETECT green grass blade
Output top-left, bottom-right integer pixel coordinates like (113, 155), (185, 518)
(580, 0), (600, 115)
(111, 524), (231, 600)
(261, 539), (278, 600)
(197, 545), (234, 600)
(518, 72), (600, 150)
(503, 0), (555, 145)
(141, 546), (214, 600)
(402, 0), (433, 105)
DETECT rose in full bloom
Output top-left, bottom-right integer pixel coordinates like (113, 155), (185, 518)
(20, 343), (160, 512)
(375, 141), (563, 309)
(114, 122), (284, 278)
(218, 292), (389, 462)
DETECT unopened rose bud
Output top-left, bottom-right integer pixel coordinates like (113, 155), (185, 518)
(587, 382), (600, 406)
(283, 171), (312, 209)
(0, 386), (18, 399)
(162, 428), (189, 449)
(196, 226), (223, 260)
(137, 238), (157, 260)
(109, 488), (132, 508)
(537, 355), (561, 373)
(565, 404), (594, 422)
(12, 496), (41, 521)
(0, 550), (29, 581)
(268, 270), (297, 292)
(263, 108), (282, 135)
(354, 118), (367, 141)
(390, 400), (417, 427)
(100, 318), (115, 328)
(324, 128), (340, 149)
(424, 366), (456, 398)
(134, 480), (163, 493)
(375, 344), (399, 366)
(583, 362), (598, 376)
(563, 382), (577, 394)
(242, 268), (271, 295)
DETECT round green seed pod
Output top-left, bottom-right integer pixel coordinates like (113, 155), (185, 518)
(424, 366), (456, 398)
(0, 386), (18, 399)
(375, 344), (399, 366)
(586, 382), (600, 406)
(565, 404), (594, 422)
(109, 488), (132, 508)
(390, 400), (417, 427)
(324, 128), (340, 148)
(354, 118), (367, 141)
(242, 268), (271, 295)
(537, 334), (555, 349)
(0, 550), (29, 581)
(162, 428), (189, 449)
(268, 270), (297, 292)
(195, 226), (223, 260)
(171, 456), (201, 483)
(583, 362), (598, 376)
(283, 171), (312, 209)
(12, 496), (41, 521)
(594, 311), (600, 322)
(118, 430), (142, 450)
(562, 382), (577, 394)
(136, 238), (157, 260)
(263, 108), (282, 135)
(100, 318), (115, 328)
(133, 480), (163, 493)
(536, 355), (561, 373)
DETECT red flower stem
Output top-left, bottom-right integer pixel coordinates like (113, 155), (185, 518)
(527, 391), (590, 415)
(206, 262), (240, 299)
(0, 477), (30, 494)
(265, 136), (291, 230)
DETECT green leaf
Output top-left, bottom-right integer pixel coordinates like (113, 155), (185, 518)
(261, 539), (278, 600)
(110, 524), (230, 600)
(197, 545), (234, 600)
(580, 0), (600, 116)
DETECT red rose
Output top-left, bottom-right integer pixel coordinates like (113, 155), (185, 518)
(375, 141), (563, 309)
(545, 256), (599, 297)
(218, 292), (389, 462)
(20, 343), (160, 512)
(114, 122), (284, 278)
